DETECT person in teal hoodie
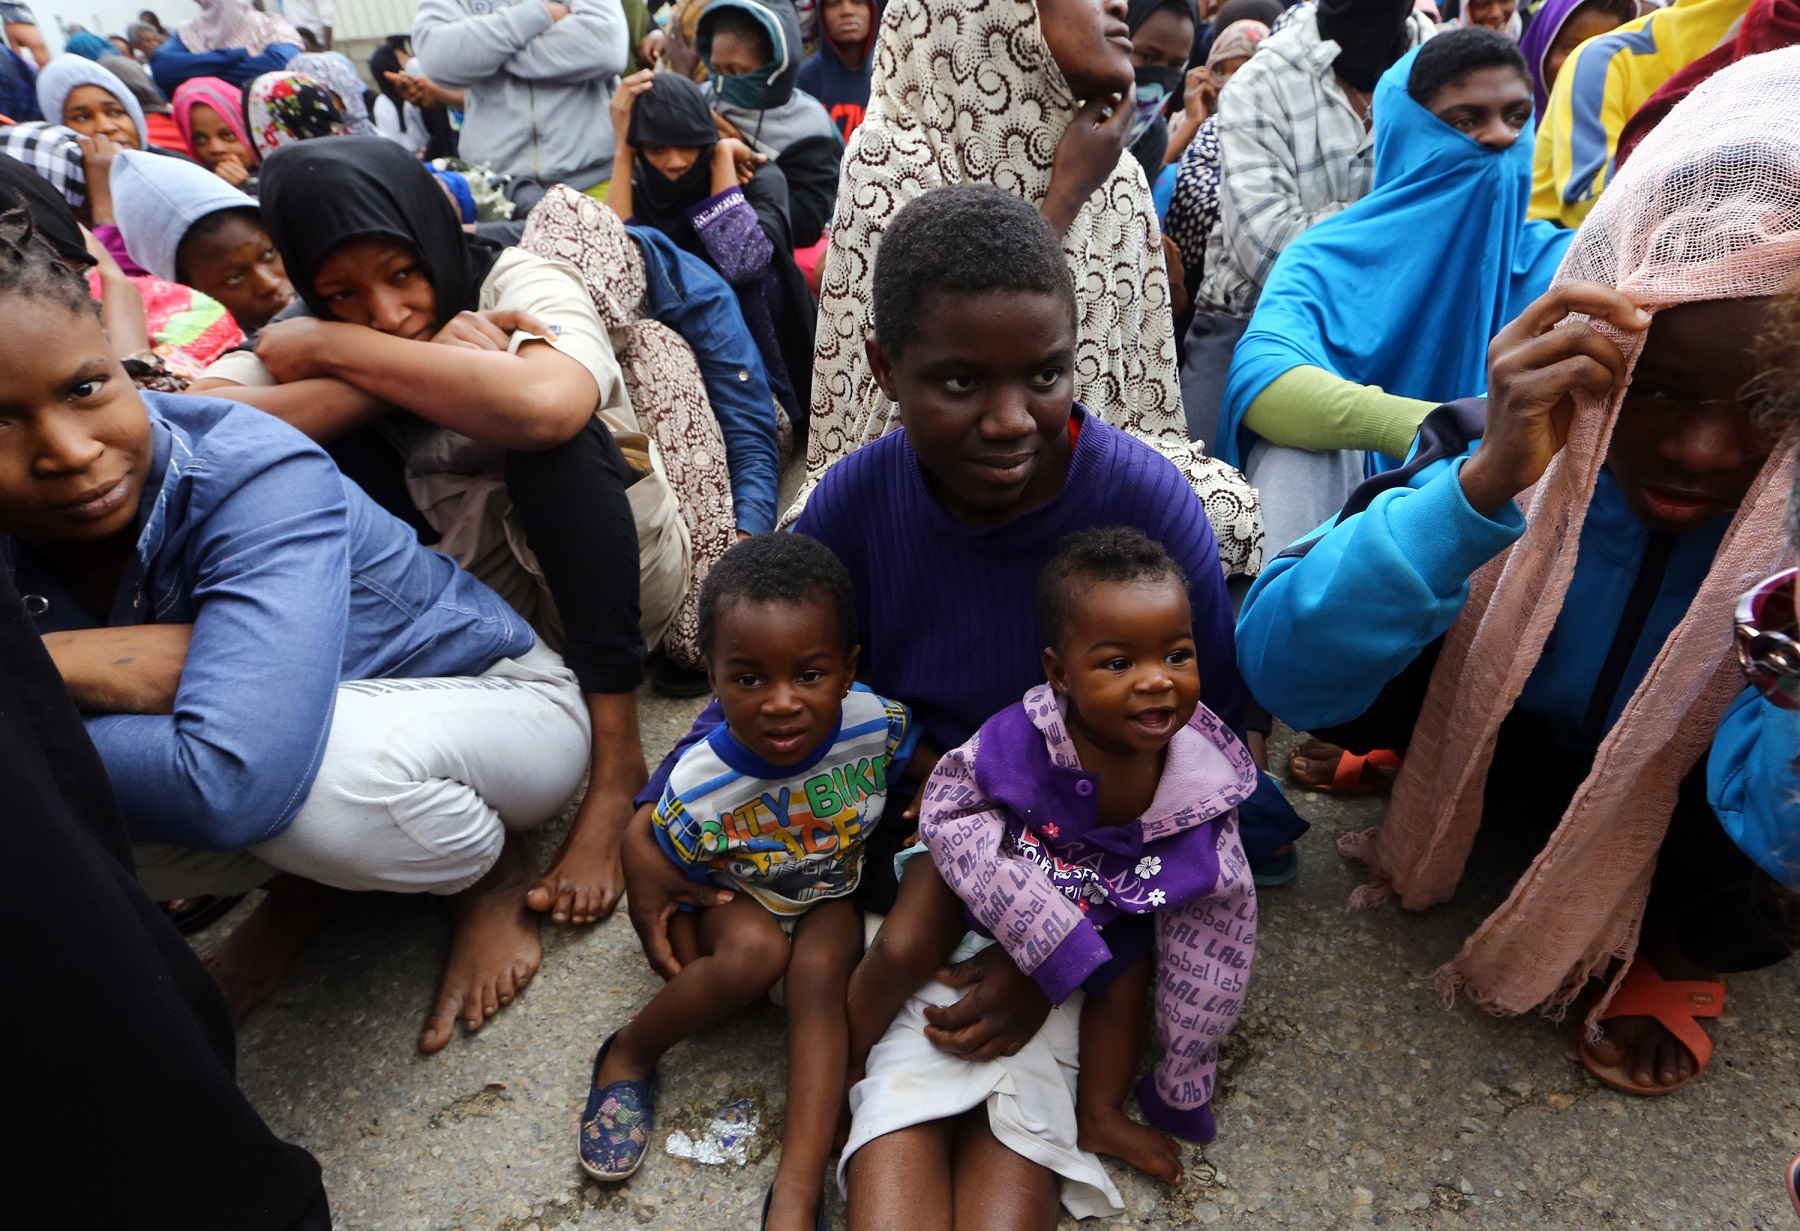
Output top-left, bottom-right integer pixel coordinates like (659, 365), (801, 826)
(697, 0), (843, 247)
(1236, 51), (1800, 1096)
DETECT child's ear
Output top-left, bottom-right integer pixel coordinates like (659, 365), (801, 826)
(865, 335), (898, 403)
(1043, 645), (1068, 695)
(843, 643), (861, 690)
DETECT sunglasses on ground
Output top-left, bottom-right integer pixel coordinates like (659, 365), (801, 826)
(1735, 566), (1800, 710)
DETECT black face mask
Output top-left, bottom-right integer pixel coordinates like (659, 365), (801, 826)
(1130, 64), (1185, 144)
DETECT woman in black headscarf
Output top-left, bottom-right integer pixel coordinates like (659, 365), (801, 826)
(368, 35), (459, 161)
(607, 69), (814, 423)
(1125, 0), (1200, 184)
(188, 136), (693, 946)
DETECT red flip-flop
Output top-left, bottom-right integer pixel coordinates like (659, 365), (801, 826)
(1784, 1152), (1800, 1219)
(1290, 747), (1402, 796)
(1578, 959), (1723, 1096)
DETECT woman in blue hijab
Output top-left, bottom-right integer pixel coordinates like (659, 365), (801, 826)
(1218, 27), (1573, 553)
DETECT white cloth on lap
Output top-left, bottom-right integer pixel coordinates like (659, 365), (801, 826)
(838, 952), (1124, 1220)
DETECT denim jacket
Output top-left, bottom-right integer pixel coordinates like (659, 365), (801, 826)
(631, 224), (781, 534)
(7, 393), (535, 851)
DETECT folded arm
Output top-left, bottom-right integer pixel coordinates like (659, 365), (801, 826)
(1235, 456), (1522, 731)
(1241, 365), (1438, 459)
(81, 447), (354, 850)
(413, 0), (556, 87)
(150, 35), (298, 93)
(503, 0), (626, 83)
(249, 316), (600, 451)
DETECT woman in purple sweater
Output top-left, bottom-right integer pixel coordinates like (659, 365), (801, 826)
(622, 185), (1248, 1228)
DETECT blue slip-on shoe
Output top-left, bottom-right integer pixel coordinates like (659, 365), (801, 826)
(578, 1032), (657, 1182)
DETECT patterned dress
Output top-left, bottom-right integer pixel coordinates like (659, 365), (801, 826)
(799, 0), (1264, 576)
(520, 187), (741, 669)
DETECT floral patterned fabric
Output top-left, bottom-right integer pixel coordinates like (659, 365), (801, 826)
(921, 682), (1260, 1140)
(244, 71), (351, 158)
(520, 185), (737, 668)
(1164, 115), (1223, 292)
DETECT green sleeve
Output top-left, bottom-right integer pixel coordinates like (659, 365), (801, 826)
(1239, 365), (1439, 460)
(622, 0), (651, 74)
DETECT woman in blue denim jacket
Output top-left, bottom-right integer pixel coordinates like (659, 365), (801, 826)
(0, 206), (593, 1055)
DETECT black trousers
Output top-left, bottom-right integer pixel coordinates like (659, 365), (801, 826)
(1484, 713), (1798, 975)
(329, 417), (647, 694)
(2, 568), (331, 1228)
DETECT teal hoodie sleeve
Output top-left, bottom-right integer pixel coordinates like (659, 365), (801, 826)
(1236, 449), (1524, 731)
(1707, 689), (1800, 890)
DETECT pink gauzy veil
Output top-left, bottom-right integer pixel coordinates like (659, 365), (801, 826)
(1337, 45), (1800, 1030)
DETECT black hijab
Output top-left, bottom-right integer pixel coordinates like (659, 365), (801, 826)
(1317, 0), (1416, 91)
(0, 157), (94, 267)
(1127, 0), (1200, 30)
(258, 136), (501, 325)
(627, 72), (719, 254)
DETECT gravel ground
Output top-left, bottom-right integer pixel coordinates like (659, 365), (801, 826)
(210, 711), (1800, 1231)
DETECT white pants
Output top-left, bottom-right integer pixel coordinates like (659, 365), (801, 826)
(134, 642), (591, 901)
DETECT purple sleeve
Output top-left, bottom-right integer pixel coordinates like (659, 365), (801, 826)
(93, 225), (148, 277)
(634, 697), (724, 809)
(686, 186), (773, 287)
(918, 735), (1108, 1002)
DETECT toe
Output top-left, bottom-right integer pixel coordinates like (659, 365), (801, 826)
(524, 880), (555, 914)
(420, 994), (462, 1053)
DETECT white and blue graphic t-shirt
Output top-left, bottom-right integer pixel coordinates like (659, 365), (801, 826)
(653, 684), (917, 916)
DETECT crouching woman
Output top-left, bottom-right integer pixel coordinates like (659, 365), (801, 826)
(0, 206), (591, 1054)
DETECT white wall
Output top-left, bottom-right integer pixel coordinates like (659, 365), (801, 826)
(25, 0), (416, 49)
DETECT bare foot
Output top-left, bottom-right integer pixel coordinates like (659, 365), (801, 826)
(526, 785), (630, 925)
(201, 876), (332, 1024)
(420, 835), (543, 1053)
(1585, 950), (1720, 1090)
(1077, 1106), (1185, 1184)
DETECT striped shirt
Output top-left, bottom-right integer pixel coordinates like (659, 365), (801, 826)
(1198, 5), (1432, 316)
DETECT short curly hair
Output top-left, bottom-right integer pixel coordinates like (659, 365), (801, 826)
(1407, 26), (1530, 109)
(697, 532), (859, 662)
(1035, 526), (1187, 652)
(872, 184), (1076, 359)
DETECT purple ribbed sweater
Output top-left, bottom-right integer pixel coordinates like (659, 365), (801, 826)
(640, 407), (1245, 804)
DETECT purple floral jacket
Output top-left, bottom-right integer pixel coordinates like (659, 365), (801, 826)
(921, 683), (1258, 1003)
